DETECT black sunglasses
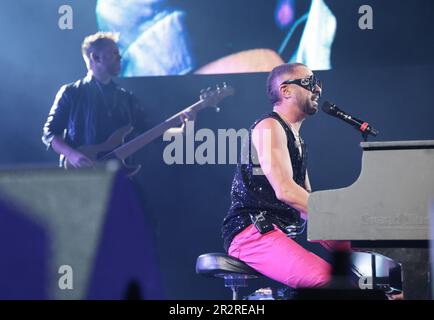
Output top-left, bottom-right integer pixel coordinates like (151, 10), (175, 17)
(281, 75), (322, 97)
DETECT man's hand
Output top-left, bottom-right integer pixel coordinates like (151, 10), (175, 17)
(65, 149), (93, 168)
(51, 135), (93, 168)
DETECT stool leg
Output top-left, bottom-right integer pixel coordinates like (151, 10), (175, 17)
(224, 276), (248, 300)
(231, 287), (238, 300)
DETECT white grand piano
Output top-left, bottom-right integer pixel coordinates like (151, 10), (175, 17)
(308, 140), (434, 299)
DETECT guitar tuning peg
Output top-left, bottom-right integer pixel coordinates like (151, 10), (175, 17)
(206, 87), (212, 92)
(199, 88), (206, 99)
(216, 84), (221, 92)
(222, 82), (227, 88)
(215, 106), (221, 113)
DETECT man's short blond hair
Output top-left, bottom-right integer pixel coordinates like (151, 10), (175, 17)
(81, 32), (119, 67)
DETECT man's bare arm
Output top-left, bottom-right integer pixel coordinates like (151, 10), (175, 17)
(252, 118), (309, 217)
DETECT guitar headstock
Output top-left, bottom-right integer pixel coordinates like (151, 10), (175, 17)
(199, 83), (235, 110)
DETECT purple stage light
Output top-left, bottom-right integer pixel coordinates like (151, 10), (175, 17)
(275, 0), (295, 29)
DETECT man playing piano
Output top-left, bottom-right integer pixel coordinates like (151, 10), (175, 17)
(222, 63), (350, 288)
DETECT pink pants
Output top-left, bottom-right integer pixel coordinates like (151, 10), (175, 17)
(228, 224), (351, 288)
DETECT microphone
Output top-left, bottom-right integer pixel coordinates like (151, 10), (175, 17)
(321, 101), (379, 137)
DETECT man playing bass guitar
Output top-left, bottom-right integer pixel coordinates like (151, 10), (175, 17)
(42, 32), (147, 169)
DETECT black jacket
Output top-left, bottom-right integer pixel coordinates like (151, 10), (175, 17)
(42, 74), (147, 165)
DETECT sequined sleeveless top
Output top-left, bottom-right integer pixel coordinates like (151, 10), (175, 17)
(222, 112), (308, 251)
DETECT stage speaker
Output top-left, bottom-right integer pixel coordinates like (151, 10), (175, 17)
(0, 166), (164, 299)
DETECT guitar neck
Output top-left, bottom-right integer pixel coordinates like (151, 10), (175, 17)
(112, 99), (205, 160)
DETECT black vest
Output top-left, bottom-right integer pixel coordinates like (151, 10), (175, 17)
(222, 112), (308, 251)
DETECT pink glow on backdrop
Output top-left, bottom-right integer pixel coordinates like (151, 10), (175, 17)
(276, 0), (295, 28)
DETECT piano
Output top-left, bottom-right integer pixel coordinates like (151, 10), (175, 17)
(308, 140), (434, 299)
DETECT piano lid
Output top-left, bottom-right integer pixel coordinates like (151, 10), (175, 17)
(308, 140), (434, 241)
(361, 140), (434, 150)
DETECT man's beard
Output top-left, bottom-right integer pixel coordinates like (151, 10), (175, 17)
(303, 99), (318, 115)
(109, 63), (121, 77)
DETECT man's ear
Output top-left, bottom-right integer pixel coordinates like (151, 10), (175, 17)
(280, 85), (291, 99)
